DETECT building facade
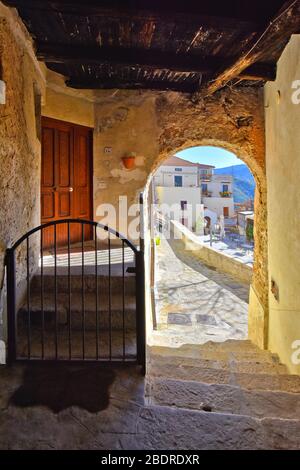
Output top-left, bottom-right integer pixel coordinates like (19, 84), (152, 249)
(153, 156), (235, 232)
(153, 156), (203, 232)
(200, 171), (235, 219)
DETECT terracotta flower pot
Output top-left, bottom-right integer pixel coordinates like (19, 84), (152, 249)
(122, 155), (136, 169)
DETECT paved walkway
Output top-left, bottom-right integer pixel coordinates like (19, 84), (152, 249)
(197, 234), (254, 267)
(150, 237), (249, 347)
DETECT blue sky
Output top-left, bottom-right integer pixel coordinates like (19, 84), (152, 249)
(177, 146), (244, 169)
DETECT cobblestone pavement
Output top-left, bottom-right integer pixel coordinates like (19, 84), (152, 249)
(149, 237), (250, 347)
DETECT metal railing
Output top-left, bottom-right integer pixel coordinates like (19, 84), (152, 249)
(5, 219), (145, 370)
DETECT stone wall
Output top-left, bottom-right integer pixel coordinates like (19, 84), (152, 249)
(155, 89), (268, 348)
(265, 35), (300, 374)
(170, 220), (253, 285)
(0, 4), (45, 335)
(42, 68), (94, 128)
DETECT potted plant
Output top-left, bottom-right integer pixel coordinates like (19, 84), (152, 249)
(122, 152), (136, 169)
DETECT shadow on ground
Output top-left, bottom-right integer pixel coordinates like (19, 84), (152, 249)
(168, 238), (249, 303)
(10, 364), (116, 413)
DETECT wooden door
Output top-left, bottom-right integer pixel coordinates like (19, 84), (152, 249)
(41, 117), (93, 248)
(223, 207), (229, 218)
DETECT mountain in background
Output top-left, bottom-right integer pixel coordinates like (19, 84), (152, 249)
(214, 164), (255, 203)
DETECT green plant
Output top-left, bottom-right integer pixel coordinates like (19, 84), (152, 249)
(219, 191), (232, 198)
(246, 223), (254, 241)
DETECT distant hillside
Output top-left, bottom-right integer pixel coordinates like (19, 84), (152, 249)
(214, 164), (255, 203)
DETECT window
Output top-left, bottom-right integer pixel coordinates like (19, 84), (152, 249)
(175, 168), (182, 172)
(202, 183), (208, 192)
(223, 184), (229, 192)
(174, 175), (183, 187)
(181, 200), (187, 210)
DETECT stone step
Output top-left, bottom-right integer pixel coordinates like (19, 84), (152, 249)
(149, 339), (270, 354)
(147, 377), (300, 420)
(18, 291), (136, 330)
(149, 354), (288, 375)
(16, 325), (137, 361)
(31, 272), (136, 295)
(137, 404), (300, 450)
(150, 345), (280, 364)
(148, 361), (300, 393)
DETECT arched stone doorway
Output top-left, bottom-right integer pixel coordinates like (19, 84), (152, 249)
(145, 89), (267, 349)
(86, 87), (267, 350)
(147, 144), (266, 348)
(147, 144), (256, 344)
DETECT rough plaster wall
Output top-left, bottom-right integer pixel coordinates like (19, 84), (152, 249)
(0, 6), (45, 332)
(93, 94), (159, 239)
(42, 87), (94, 128)
(265, 35), (300, 374)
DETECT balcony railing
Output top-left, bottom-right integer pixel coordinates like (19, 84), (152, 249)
(202, 191), (213, 197)
(200, 175), (213, 181)
(219, 191), (232, 198)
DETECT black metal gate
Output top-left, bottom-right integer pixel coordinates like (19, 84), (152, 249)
(5, 219), (145, 370)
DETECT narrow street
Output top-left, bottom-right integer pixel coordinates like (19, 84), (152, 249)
(150, 236), (249, 347)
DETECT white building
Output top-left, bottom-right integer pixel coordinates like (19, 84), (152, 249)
(237, 211), (254, 236)
(201, 172), (235, 220)
(153, 156), (203, 232)
(153, 155), (235, 232)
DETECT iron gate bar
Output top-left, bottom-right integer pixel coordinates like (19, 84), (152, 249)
(6, 246), (16, 364)
(108, 232), (112, 360)
(40, 228), (45, 360)
(81, 223), (85, 360)
(7, 219), (138, 252)
(122, 239), (125, 360)
(68, 221), (72, 360)
(136, 193), (146, 372)
(5, 218), (145, 370)
(94, 224), (99, 360)
(26, 237), (31, 359)
(54, 224), (58, 360)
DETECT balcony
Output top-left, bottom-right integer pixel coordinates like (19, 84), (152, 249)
(219, 191), (232, 198)
(202, 191), (213, 197)
(200, 174), (213, 181)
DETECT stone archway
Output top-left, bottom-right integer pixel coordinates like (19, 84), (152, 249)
(148, 88), (268, 349)
(79, 86), (267, 349)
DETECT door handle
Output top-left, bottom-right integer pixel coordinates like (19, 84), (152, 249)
(69, 187), (74, 192)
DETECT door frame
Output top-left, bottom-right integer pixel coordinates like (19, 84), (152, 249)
(41, 116), (94, 227)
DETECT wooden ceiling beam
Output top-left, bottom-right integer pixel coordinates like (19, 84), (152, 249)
(239, 63), (277, 82)
(2, 0), (262, 32)
(203, 0), (300, 95)
(38, 42), (276, 81)
(65, 78), (198, 93)
(37, 43), (213, 74)
(64, 66), (275, 92)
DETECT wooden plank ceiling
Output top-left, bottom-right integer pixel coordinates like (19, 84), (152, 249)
(3, 0), (300, 94)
